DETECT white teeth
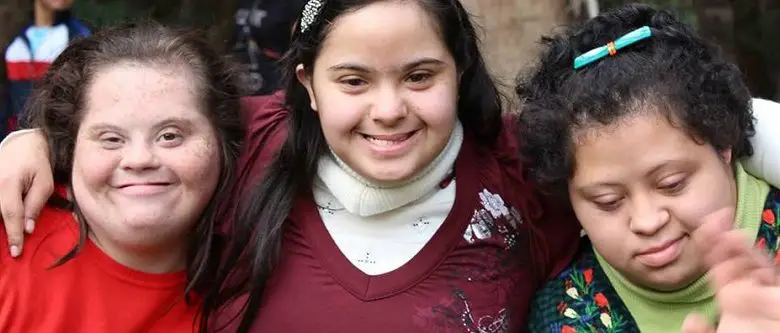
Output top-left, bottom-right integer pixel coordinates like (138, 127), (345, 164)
(366, 136), (397, 146)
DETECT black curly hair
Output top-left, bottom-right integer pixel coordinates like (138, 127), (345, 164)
(516, 3), (754, 197)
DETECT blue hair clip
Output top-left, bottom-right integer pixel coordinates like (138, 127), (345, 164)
(573, 26), (653, 69)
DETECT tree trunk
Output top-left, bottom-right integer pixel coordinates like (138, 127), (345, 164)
(693, 0), (735, 60)
(460, 0), (569, 104)
(695, 0), (779, 99)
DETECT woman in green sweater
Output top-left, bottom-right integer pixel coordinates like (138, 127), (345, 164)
(517, 4), (780, 332)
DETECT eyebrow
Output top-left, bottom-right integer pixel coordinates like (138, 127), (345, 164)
(575, 182), (621, 195)
(327, 57), (447, 73)
(575, 160), (690, 192)
(86, 117), (196, 135)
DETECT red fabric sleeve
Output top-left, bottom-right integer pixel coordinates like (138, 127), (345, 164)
(533, 193), (581, 281)
(233, 91), (289, 196)
(218, 90), (289, 233)
(500, 113), (581, 284)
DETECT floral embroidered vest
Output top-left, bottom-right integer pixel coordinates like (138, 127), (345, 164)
(528, 187), (780, 333)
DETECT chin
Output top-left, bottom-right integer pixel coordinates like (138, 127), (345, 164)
(363, 167), (418, 183)
(360, 156), (431, 183)
(636, 266), (702, 291)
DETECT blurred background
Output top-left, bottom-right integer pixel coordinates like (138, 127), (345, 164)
(1, 0), (778, 101)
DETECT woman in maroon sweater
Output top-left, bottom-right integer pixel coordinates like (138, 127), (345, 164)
(199, 0), (581, 332)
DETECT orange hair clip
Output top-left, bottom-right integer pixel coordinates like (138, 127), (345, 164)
(607, 42), (617, 56)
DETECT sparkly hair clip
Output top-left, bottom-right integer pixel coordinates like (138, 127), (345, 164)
(300, 0), (325, 33)
(573, 26), (653, 69)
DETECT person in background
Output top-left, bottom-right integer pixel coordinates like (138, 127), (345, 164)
(230, 0), (305, 96)
(2, 0), (90, 139)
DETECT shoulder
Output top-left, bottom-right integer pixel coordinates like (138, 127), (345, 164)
(752, 97), (780, 113)
(4, 29), (29, 57)
(469, 112), (582, 283)
(0, 205), (76, 264)
(756, 186), (780, 256)
(66, 19), (91, 37)
(240, 90), (289, 133)
(530, 239), (635, 332)
(218, 91), (290, 232)
(529, 242), (592, 332)
(744, 98), (780, 188)
(0, 205), (78, 330)
(532, 240), (596, 302)
(236, 90), (289, 178)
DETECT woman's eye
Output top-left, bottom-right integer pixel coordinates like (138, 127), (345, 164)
(341, 78), (366, 87)
(658, 177), (688, 195)
(157, 130), (184, 147)
(407, 72), (431, 83)
(161, 133), (178, 141)
(595, 199), (622, 212)
(99, 134), (123, 149)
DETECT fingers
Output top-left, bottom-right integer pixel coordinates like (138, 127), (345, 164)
(690, 207), (775, 288)
(22, 173), (55, 235)
(682, 313), (715, 333)
(705, 230), (774, 289)
(0, 178), (25, 257)
(718, 279), (780, 320)
(690, 207), (734, 252)
(0, 129), (53, 258)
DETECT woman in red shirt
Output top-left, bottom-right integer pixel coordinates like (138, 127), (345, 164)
(0, 23), (243, 332)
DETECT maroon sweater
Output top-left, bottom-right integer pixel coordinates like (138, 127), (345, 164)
(216, 92), (581, 332)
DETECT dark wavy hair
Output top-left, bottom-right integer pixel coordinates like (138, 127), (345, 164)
(516, 3), (754, 197)
(201, 0), (505, 332)
(25, 22), (245, 323)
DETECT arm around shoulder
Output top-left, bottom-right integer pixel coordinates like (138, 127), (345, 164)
(743, 98), (780, 188)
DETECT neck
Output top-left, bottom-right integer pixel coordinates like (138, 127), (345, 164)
(34, 1), (56, 27)
(317, 120), (464, 216)
(88, 231), (189, 274)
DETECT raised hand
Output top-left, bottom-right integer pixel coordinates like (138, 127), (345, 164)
(682, 208), (780, 333)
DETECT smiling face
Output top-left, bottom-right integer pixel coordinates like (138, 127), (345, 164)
(71, 62), (221, 255)
(297, 0), (459, 183)
(568, 110), (737, 291)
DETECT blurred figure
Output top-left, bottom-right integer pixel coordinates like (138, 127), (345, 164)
(230, 0), (305, 96)
(2, 0), (90, 139)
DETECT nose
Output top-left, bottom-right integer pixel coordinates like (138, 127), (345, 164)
(120, 141), (160, 171)
(628, 194), (670, 236)
(370, 85), (407, 126)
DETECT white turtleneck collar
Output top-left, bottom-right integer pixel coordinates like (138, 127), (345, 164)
(315, 121), (464, 217)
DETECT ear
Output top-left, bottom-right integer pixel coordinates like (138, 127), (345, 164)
(296, 64), (318, 111)
(720, 147), (733, 164)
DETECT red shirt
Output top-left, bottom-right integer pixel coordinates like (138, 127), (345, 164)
(214, 92), (581, 332)
(0, 207), (198, 333)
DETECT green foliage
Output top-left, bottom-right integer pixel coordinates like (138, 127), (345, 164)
(72, 0), (151, 28)
(70, 0), (237, 51)
(599, 0), (696, 26)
